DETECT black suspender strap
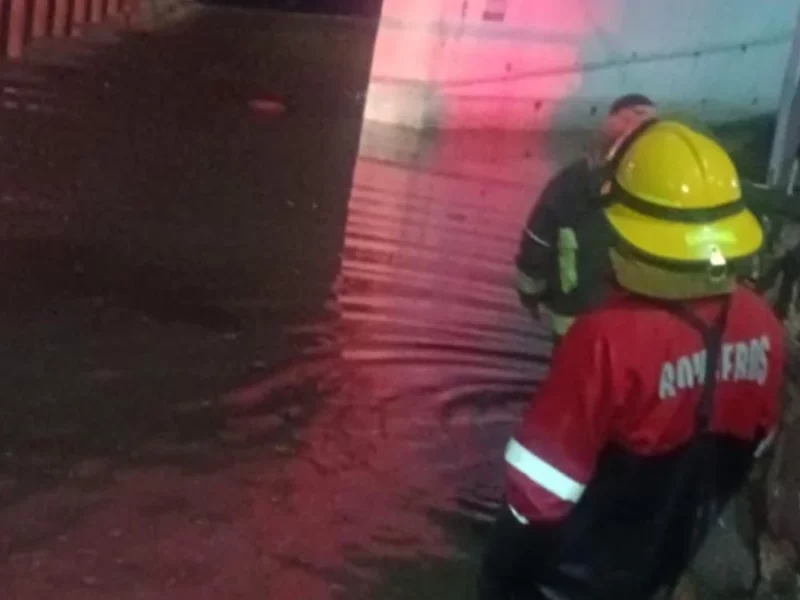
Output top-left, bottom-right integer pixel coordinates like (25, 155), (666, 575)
(550, 294), (736, 599)
(652, 295), (732, 432)
(646, 295), (734, 597)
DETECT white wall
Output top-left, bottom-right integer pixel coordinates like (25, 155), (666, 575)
(365, 0), (800, 130)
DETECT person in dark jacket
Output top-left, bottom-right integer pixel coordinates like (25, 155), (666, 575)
(481, 120), (783, 600)
(516, 94), (657, 344)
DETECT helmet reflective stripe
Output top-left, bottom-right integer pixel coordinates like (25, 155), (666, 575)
(613, 185), (747, 224)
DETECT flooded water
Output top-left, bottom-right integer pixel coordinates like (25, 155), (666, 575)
(220, 123), (568, 598)
(0, 7), (580, 599)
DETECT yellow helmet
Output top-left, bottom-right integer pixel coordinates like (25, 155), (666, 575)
(604, 120), (763, 271)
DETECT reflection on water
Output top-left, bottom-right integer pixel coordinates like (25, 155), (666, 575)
(225, 123), (566, 598)
(0, 7), (584, 597)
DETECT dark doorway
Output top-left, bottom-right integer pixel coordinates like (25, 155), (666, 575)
(197, 0), (382, 17)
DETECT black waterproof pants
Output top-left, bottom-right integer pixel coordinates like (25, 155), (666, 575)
(477, 505), (673, 600)
(477, 506), (549, 600)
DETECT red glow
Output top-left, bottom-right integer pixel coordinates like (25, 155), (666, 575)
(248, 97), (287, 116)
(365, 0), (620, 130)
(221, 118), (564, 597)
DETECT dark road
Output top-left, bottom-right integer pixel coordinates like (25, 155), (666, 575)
(0, 7), (560, 599)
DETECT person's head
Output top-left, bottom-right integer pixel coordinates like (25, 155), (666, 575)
(603, 94), (657, 142)
(602, 120), (763, 300)
(588, 94), (657, 166)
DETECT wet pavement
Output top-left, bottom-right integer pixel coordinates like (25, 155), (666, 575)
(0, 7), (568, 599)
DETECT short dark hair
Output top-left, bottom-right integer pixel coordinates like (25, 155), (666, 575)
(609, 93), (655, 115)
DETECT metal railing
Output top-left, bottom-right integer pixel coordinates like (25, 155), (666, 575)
(0, 0), (134, 60)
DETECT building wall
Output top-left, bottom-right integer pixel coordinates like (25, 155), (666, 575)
(365, 0), (800, 130)
(1, 0), (127, 59)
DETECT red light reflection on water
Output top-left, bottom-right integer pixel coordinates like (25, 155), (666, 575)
(239, 122), (565, 598)
(240, 3), (614, 594)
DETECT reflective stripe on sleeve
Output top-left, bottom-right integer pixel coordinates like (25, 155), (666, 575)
(516, 269), (547, 295)
(524, 228), (551, 248)
(507, 503), (530, 525)
(505, 438), (586, 503)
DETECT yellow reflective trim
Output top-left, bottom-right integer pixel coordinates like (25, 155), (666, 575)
(558, 227), (579, 294)
(539, 305), (576, 335)
(551, 313), (576, 335)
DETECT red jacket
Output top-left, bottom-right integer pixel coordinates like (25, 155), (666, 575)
(503, 285), (784, 596)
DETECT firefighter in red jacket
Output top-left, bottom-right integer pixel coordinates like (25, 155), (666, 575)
(478, 120), (785, 600)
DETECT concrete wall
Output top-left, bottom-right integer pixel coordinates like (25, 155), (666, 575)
(365, 0), (800, 130)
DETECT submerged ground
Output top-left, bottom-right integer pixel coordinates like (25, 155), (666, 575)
(0, 6), (777, 599)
